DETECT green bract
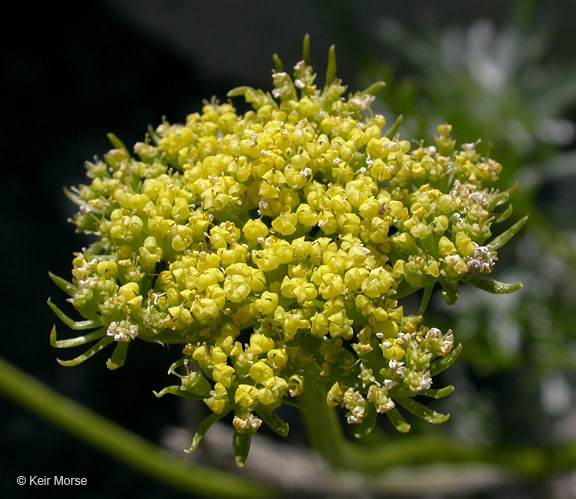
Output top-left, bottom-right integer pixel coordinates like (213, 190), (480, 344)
(49, 39), (526, 466)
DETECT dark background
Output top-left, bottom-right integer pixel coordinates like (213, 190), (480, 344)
(2, 1), (575, 497)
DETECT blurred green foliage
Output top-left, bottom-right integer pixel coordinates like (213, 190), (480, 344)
(362, 15), (576, 447)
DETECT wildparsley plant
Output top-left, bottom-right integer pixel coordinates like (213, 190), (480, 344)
(49, 38), (525, 467)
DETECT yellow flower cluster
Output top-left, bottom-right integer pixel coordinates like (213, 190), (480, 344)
(50, 42), (525, 465)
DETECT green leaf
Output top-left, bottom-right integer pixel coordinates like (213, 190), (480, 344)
(440, 279), (459, 305)
(186, 411), (230, 454)
(302, 34), (311, 66)
(63, 188), (81, 206)
(385, 407), (411, 433)
(492, 203), (514, 224)
(362, 81), (386, 97)
(167, 357), (187, 375)
(353, 403), (378, 439)
(50, 325), (106, 349)
(232, 429), (252, 468)
(430, 344), (462, 376)
(154, 385), (184, 398)
(418, 385), (455, 399)
(272, 54), (283, 73)
(395, 396), (450, 424)
(462, 274), (523, 294)
(394, 385), (455, 400)
(227, 86), (253, 98)
(57, 337), (114, 367)
(153, 384), (206, 401)
(106, 341), (130, 370)
(47, 299), (100, 330)
(325, 45), (337, 87)
(418, 285), (434, 316)
(255, 408), (289, 438)
(147, 124), (160, 144)
(48, 272), (76, 297)
(487, 215), (529, 251)
(106, 133), (129, 153)
(385, 114), (403, 139)
(487, 183), (517, 211)
(181, 371), (213, 398)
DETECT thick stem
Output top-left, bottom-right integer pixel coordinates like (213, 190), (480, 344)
(297, 376), (576, 478)
(0, 355), (276, 499)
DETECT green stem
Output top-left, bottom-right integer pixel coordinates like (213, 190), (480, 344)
(341, 433), (576, 478)
(338, 434), (480, 471)
(0, 355), (276, 499)
(298, 378), (576, 478)
(297, 379), (347, 467)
